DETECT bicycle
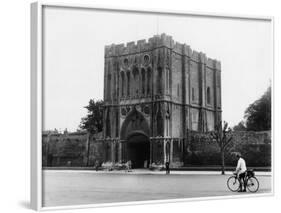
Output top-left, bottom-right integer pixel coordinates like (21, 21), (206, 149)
(227, 170), (259, 193)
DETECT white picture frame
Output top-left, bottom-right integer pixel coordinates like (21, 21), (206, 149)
(31, 1), (274, 211)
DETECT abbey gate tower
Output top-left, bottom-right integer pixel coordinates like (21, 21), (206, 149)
(102, 34), (222, 168)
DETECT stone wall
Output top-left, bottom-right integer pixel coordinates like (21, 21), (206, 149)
(186, 130), (271, 167)
(42, 132), (106, 167)
(230, 131), (271, 167)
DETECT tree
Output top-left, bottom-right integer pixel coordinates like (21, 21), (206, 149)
(244, 86), (271, 131)
(79, 99), (104, 166)
(79, 99), (104, 134)
(210, 121), (233, 175)
(233, 121), (247, 131)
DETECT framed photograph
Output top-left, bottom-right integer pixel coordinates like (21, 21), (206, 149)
(31, 1), (274, 211)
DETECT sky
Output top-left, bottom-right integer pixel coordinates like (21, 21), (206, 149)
(42, 6), (272, 132)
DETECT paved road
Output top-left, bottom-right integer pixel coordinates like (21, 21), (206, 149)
(42, 170), (272, 207)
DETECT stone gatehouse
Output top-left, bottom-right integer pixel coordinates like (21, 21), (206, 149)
(101, 33), (222, 168)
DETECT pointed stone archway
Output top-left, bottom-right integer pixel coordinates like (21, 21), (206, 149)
(120, 107), (150, 168)
(126, 132), (150, 168)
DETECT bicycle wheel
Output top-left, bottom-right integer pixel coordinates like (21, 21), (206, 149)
(227, 176), (240, 192)
(246, 177), (259, 193)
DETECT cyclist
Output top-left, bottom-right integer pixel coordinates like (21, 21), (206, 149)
(234, 153), (247, 192)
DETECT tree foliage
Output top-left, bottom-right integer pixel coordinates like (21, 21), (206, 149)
(244, 86), (271, 131)
(79, 99), (104, 134)
(233, 121), (247, 131)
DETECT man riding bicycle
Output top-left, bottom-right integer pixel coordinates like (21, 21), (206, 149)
(234, 153), (247, 192)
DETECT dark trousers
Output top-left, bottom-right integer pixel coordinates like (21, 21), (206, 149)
(165, 164), (170, 174)
(238, 172), (246, 190)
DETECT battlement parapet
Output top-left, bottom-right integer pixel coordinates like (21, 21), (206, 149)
(183, 44), (192, 56)
(191, 50), (200, 62)
(104, 33), (221, 70)
(105, 33), (173, 57)
(206, 58), (221, 70)
(214, 60), (221, 70)
(199, 52), (207, 64)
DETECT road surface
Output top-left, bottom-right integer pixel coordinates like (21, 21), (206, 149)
(42, 170), (272, 207)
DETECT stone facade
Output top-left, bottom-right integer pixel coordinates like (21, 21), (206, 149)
(102, 34), (222, 168)
(42, 131), (271, 168)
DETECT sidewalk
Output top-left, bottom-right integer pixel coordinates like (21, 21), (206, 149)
(44, 168), (272, 176)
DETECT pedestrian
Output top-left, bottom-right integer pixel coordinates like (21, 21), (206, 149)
(128, 160), (132, 172)
(95, 160), (99, 172)
(165, 161), (170, 174)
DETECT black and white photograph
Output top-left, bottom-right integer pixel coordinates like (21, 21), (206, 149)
(32, 2), (273, 209)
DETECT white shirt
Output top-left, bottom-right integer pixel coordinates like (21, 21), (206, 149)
(236, 157), (247, 174)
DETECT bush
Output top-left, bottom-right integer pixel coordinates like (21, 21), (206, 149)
(113, 162), (129, 170)
(149, 162), (164, 170)
(101, 162), (114, 171)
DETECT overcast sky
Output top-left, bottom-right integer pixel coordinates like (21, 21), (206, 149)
(42, 6), (272, 132)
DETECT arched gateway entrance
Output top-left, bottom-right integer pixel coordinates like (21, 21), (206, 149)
(127, 132), (150, 168)
(120, 107), (150, 168)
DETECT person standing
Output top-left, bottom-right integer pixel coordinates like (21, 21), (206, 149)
(165, 161), (170, 174)
(95, 160), (99, 171)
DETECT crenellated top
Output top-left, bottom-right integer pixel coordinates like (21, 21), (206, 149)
(105, 33), (221, 70)
(206, 58), (221, 70)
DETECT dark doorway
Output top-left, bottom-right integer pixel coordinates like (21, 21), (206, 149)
(127, 133), (150, 168)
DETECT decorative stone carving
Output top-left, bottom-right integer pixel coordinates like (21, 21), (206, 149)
(143, 54), (150, 66)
